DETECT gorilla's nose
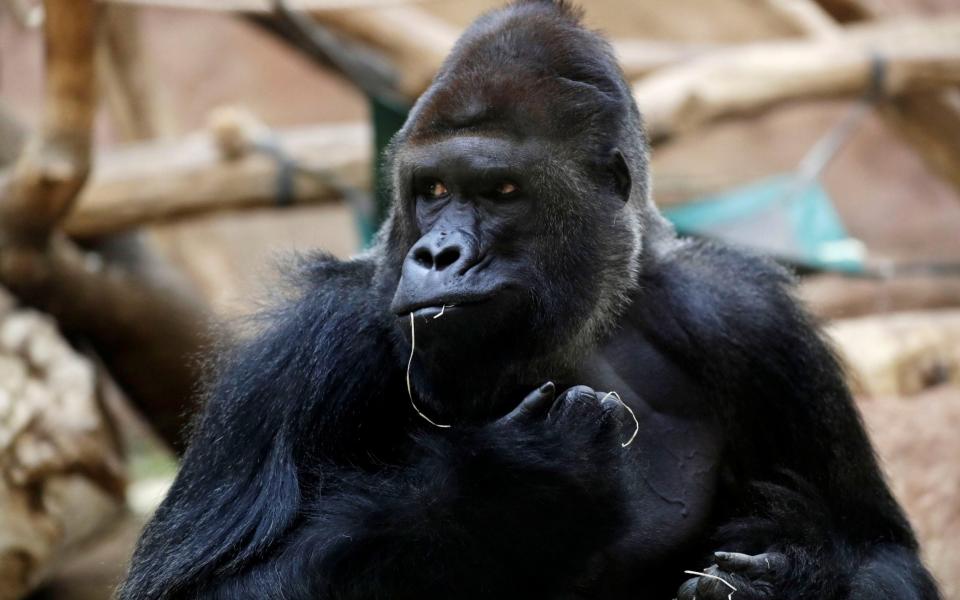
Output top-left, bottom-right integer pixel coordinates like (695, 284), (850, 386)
(391, 230), (485, 315)
(409, 231), (476, 275)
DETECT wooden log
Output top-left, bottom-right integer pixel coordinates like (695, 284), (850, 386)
(100, 0), (424, 11)
(0, 289), (125, 600)
(801, 272), (960, 320)
(612, 40), (728, 81)
(65, 120), (371, 238)
(632, 16), (960, 141)
(827, 309), (960, 397)
(0, 0), (98, 243)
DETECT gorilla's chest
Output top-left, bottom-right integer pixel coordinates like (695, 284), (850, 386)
(572, 326), (724, 555)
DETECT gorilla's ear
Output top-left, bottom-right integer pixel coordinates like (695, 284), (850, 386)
(610, 149), (631, 202)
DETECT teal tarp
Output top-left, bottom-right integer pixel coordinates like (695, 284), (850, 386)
(663, 175), (865, 273)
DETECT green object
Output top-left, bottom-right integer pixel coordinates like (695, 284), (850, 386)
(364, 95), (410, 246)
(663, 175), (865, 273)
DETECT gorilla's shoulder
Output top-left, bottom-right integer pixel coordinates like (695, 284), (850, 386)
(285, 252), (383, 316)
(297, 251), (378, 293)
(213, 252), (397, 417)
(243, 252), (392, 360)
(638, 238), (812, 359)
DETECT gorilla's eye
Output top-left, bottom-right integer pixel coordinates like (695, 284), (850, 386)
(495, 181), (519, 197)
(426, 180), (449, 199)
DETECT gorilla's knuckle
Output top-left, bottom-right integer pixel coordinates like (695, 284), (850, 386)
(677, 577), (699, 600)
(565, 385), (597, 400)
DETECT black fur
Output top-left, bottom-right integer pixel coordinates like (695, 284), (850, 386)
(118, 2), (940, 599)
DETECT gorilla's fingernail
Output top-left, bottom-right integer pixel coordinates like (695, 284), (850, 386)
(540, 382), (555, 392)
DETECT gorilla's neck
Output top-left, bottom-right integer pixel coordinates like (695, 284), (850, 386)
(410, 331), (591, 424)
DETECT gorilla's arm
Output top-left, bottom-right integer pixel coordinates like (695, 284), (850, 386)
(117, 257), (403, 599)
(644, 241), (939, 600)
(205, 386), (628, 600)
(118, 257), (626, 600)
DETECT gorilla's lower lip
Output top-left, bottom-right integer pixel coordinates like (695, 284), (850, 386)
(394, 295), (494, 318)
(410, 305), (459, 319)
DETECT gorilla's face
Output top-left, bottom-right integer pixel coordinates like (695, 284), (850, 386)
(389, 135), (542, 351)
(389, 132), (636, 366)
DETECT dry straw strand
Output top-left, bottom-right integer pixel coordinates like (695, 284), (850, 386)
(406, 312), (452, 428)
(601, 390), (640, 447)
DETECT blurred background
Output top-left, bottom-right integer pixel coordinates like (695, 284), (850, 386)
(0, 0), (958, 598)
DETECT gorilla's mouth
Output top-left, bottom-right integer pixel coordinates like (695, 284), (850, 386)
(392, 294), (495, 319)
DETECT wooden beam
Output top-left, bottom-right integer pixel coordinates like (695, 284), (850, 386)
(632, 16), (960, 141)
(799, 0), (960, 195)
(800, 272), (960, 320)
(613, 40), (727, 81)
(0, 0), (99, 243)
(65, 121), (371, 238)
(98, 0), (426, 11)
(827, 309), (960, 397)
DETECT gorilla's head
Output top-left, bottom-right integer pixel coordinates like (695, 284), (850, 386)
(376, 0), (666, 407)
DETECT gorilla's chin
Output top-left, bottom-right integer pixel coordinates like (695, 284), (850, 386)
(396, 291), (534, 367)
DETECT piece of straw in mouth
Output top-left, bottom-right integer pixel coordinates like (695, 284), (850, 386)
(406, 312), (452, 428)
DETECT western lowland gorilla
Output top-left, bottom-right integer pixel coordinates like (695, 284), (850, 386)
(119, 1), (940, 599)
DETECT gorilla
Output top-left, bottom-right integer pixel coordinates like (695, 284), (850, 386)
(119, 1), (940, 599)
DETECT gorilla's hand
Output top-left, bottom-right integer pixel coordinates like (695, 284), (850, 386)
(677, 552), (789, 600)
(496, 383), (634, 482)
(506, 383), (632, 445)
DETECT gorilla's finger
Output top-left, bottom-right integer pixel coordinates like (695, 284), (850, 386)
(597, 393), (627, 430)
(547, 385), (596, 420)
(714, 551), (788, 577)
(599, 391), (639, 447)
(676, 577), (699, 600)
(599, 392), (621, 410)
(505, 382), (555, 422)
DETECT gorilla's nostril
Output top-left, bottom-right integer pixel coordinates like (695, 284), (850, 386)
(434, 246), (461, 271)
(413, 247), (434, 268)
